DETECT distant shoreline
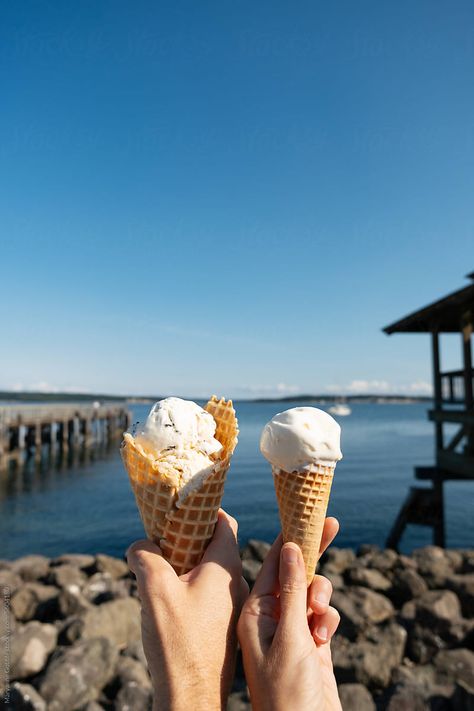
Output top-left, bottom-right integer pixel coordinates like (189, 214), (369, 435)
(0, 390), (432, 405)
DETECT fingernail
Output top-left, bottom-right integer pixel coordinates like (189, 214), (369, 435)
(317, 625), (328, 641)
(315, 591), (329, 606)
(282, 545), (298, 564)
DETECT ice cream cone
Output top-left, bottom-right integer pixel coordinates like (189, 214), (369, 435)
(273, 464), (335, 585)
(121, 396), (238, 575)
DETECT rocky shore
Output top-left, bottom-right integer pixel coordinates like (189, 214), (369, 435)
(1, 544), (473, 710)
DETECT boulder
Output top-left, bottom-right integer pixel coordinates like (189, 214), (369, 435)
(63, 597), (141, 648)
(11, 621), (57, 680)
(0, 568), (23, 594)
(122, 639), (148, 668)
(388, 569), (428, 606)
(39, 637), (118, 710)
(241, 539), (271, 562)
(227, 690), (251, 710)
(345, 566), (392, 592)
(332, 587), (394, 640)
(92, 554), (129, 579)
(411, 547), (453, 588)
(333, 622), (407, 689)
(401, 590), (461, 630)
(12, 555), (50, 582)
(46, 563), (86, 590)
(81, 703), (106, 711)
(8, 682), (47, 710)
(384, 684), (429, 710)
(115, 681), (153, 710)
(357, 544), (381, 557)
(338, 683), (376, 710)
(82, 572), (131, 604)
(57, 587), (92, 618)
(323, 571), (345, 590)
(242, 558), (261, 586)
(434, 648), (474, 689)
(462, 551), (474, 574)
(52, 553), (95, 569)
(11, 583), (59, 622)
(444, 550), (463, 572)
(365, 549), (399, 573)
(445, 573), (474, 618)
(115, 655), (151, 688)
(321, 548), (356, 575)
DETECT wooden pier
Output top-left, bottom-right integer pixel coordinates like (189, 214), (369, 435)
(0, 402), (131, 471)
(384, 272), (474, 549)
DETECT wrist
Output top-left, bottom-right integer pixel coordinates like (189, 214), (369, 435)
(151, 670), (223, 711)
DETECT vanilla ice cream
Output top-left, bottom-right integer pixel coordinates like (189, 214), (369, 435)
(132, 397), (222, 497)
(260, 406), (342, 472)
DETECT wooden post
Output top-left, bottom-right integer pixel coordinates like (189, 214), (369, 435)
(463, 322), (473, 454)
(432, 330), (443, 453)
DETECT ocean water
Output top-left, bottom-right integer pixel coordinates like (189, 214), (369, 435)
(1, 401), (473, 559)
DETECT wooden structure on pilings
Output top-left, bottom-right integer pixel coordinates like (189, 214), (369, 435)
(0, 402), (131, 471)
(384, 273), (474, 549)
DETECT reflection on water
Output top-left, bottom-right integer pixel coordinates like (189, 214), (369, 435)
(0, 441), (119, 500)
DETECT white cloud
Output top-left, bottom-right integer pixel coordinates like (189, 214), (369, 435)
(326, 380), (433, 396)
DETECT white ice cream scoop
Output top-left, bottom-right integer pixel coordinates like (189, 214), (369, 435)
(260, 406), (342, 472)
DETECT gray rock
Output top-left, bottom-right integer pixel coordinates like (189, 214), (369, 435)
(227, 690), (251, 710)
(411, 546), (453, 588)
(357, 544), (381, 557)
(52, 553), (95, 569)
(332, 586), (394, 640)
(434, 648), (474, 689)
(366, 549), (399, 573)
(122, 639), (148, 668)
(93, 554), (129, 579)
(445, 573), (474, 618)
(12, 555), (50, 582)
(57, 587), (92, 618)
(392, 661), (454, 702)
(11, 583), (59, 622)
(388, 568), (428, 606)
(39, 637), (118, 710)
(115, 681), (153, 710)
(8, 682), (47, 710)
(338, 683), (375, 710)
(401, 590), (461, 629)
(0, 568), (23, 594)
(46, 563), (86, 590)
(346, 566), (392, 592)
(384, 684), (429, 710)
(242, 558), (261, 586)
(463, 551), (474, 574)
(453, 679), (474, 711)
(11, 621), (57, 680)
(115, 655), (151, 688)
(241, 539), (271, 562)
(321, 548), (356, 575)
(333, 622), (407, 688)
(80, 703), (105, 711)
(63, 597), (141, 648)
(444, 550), (464, 572)
(82, 572), (131, 604)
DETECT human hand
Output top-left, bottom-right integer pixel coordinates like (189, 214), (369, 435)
(127, 509), (249, 711)
(237, 518), (342, 711)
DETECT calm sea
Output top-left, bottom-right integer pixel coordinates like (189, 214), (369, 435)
(1, 401), (473, 559)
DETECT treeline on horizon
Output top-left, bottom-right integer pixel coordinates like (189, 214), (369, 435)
(0, 391), (432, 404)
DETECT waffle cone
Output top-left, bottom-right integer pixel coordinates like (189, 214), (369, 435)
(273, 464), (335, 585)
(121, 396), (238, 575)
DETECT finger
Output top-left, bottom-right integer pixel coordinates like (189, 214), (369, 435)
(250, 533), (283, 598)
(277, 543), (308, 632)
(318, 517), (339, 559)
(126, 539), (177, 596)
(308, 575), (333, 615)
(197, 509), (241, 578)
(310, 605), (340, 645)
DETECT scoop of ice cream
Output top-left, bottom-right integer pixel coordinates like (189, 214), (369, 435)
(260, 406), (342, 472)
(133, 397), (222, 490)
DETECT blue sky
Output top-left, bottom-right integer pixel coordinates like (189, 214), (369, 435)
(1, 1), (473, 398)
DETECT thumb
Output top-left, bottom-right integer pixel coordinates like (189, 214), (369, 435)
(277, 543), (308, 633)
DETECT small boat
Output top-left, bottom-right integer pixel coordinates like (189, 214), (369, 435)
(328, 403), (352, 416)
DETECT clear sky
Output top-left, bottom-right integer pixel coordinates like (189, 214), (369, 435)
(1, 1), (473, 398)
